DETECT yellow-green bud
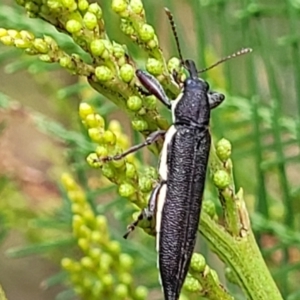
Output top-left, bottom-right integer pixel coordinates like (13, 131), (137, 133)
(108, 120), (122, 133)
(119, 253), (133, 270)
(0, 28), (7, 38)
(59, 56), (72, 68)
(7, 29), (19, 39)
(32, 38), (49, 53)
(81, 256), (94, 269)
(79, 102), (94, 119)
(202, 200), (216, 219)
(66, 19), (82, 33)
(118, 183), (135, 197)
(39, 54), (52, 62)
(113, 43), (125, 58)
(89, 248), (102, 260)
(139, 24), (155, 42)
(125, 163), (137, 179)
(83, 12), (98, 30)
(213, 170), (230, 189)
(78, 0), (89, 11)
(103, 130), (116, 145)
(86, 153), (102, 168)
(95, 145), (108, 157)
(61, 257), (74, 270)
(135, 286), (148, 300)
(144, 95), (157, 110)
(112, 0), (127, 13)
(91, 281), (103, 296)
(78, 238), (89, 251)
(183, 276), (201, 292)
(168, 57), (181, 73)
(0, 36), (13, 46)
(144, 166), (158, 179)
(139, 176), (153, 192)
(102, 274), (114, 288)
(216, 138), (232, 161)
(102, 164), (115, 179)
(190, 253), (206, 272)
(131, 118), (148, 131)
(90, 39), (105, 56)
(147, 36), (158, 49)
(14, 39), (31, 49)
(107, 240), (121, 255)
(88, 3), (102, 19)
(127, 96), (142, 111)
(96, 215), (108, 230)
(62, 0), (76, 8)
(85, 113), (105, 128)
(120, 64), (134, 83)
(119, 272), (133, 285)
(120, 20), (135, 36)
(95, 66), (113, 81)
(88, 127), (103, 142)
(90, 230), (102, 243)
(61, 173), (77, 190)
(115, 284), (128, 298)
(19, 30), (34, 41)
(146, 58), (163, 75)
(129, 0), (143, 14)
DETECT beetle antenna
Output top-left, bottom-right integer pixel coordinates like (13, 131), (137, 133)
(164, 8), (185, 66)
(197, 48), (253, 74)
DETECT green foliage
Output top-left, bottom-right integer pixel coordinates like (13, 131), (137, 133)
(0, 0), (299, 300)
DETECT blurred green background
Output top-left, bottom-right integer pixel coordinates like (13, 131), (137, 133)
(0, 0), (300, 299)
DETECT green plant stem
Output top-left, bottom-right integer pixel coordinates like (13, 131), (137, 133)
(200, 211), (283, 300)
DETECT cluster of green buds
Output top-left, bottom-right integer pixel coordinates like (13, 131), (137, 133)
(80, 102), (158, 214)
(60, 173), (148, 300)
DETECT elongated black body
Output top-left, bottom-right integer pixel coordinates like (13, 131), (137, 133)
(155, 66), (217, 299)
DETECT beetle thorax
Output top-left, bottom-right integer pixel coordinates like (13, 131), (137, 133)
(171, 77), (210, 126)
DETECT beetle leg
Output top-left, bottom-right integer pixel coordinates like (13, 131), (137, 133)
(123, 181), (165, 239)
(101, 130), (166, 162)
(208, 90), (225, 109)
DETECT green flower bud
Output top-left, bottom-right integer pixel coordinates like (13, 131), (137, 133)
(144, 166), (158, 179)
(213, 170), (230, 189)
(24, 2), (39, 13)
(0, 36), (13, 46)
(86, 153), (102, 168)
(89, 248), (102, 260)
(88, 127), (104, 142)
(88, 3), (102, 19)
(115, 284), (128, 298)
(96, 215), (108, 231)
(144, 95), (157, 110)
(14, 38), (31, 49)
(66, 19), (82, 33)
(91, 281), (103, 296)
(39, 54), (52, 62)
(190, 253), (206, 272)
(95, 145), (108, 157)
(120, 20), (135, 36)
(139, 24), (155, 42)
(139, 176), (153, 192)
(59, 56), (72, 68)
(147, 36), (158, 49)
(146, 58), (163, 75)
(120, 64), (134, 83)
(102, 274), (114, 288)
(113, 43), (125, 58)
(112, 0), (127, 13)
(78, 0), (89, 11)
(127, 95), (142, 111)
(183, 276), (201, 292)
(71, 203), (81, 214)
(102, 164), (115, 179)
(85, 113), (105, 128)
(90, 39), (105, 56)
(129, 0), (143, 14)
(168, 57), (181, 73)
(81, 256), (94, 269)
(61, 173), (77, 190)
(202, 200), (216, 219)
(119, 272), (133, 285)
(19, 30), (34, 41)
(32, 38), (49, 53)
(103, 130), (116, 145)
(112, 157), (125, 169)
(78, 238), (89, 251)
(95, 66), (113, 81)
(83, 12), (98, 30)
(118, 182), (135, 197)
(125, 163), (137, 179)
(61, 257), (73, 270)
(216, 138), (232, 161)
(62, 0), (75, 8)
(135, 286), (148, 300)
(107, 240), (121, 255)
(79, 102), (94, 119)
(7, 29), (19, 39)
(90, 231), (102, 243)
(119, 253), (133, 270)
(131, 118), (148, 131)
(0, 28), (7, 38)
